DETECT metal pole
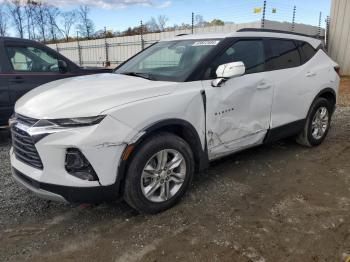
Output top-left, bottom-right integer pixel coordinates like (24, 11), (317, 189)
(191, 12), (194, 34)
(318, 12), (322, 39)
(104, 27), (109, 67)
(76, 31), (82, 66)
(261, 0), (267, 28)
(140, 20), (145, 50)
(291, 5), (296, 32)
(325, 16), (330, 50)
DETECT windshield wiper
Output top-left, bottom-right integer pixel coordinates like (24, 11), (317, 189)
(121, 72), (155, 80)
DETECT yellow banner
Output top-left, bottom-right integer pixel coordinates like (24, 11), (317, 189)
(254, 7), (262, 14)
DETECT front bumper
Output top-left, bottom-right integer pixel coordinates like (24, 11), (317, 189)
(10, 115), (138, 202)
(12, 168), (119, 203)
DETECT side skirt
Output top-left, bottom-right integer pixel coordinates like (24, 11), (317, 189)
(263, 119), (306, 144)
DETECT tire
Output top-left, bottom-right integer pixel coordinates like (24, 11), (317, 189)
(0, 129), (10, 142)
(123, 132), (195, 214)
(296, 97), (332, 147)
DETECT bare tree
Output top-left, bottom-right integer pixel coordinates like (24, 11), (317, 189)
(146, 15), (169, 32)
(60, 11), (77, 42)
(0, 5), (9, 36)
(46, 5), (61, 41)
(195, 14), (206, 27)
(157, 15), (168, 31)
(146, 17), (159, 32)
(77, 5), (94, 39)
(7, 0), (25, 38)
(24, 1), (37, 39)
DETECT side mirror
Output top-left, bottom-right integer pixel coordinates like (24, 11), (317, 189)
(212, 61), (245, 87)
(58, 60), (68, 73)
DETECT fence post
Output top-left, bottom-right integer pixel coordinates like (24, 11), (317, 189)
(325, 16), (330, 50)
(261, 0), (267, 28)
(55, 43), (60, 53)
(140, 20), (145, 50)
(191, 12), (194, 34)
(291, 5), (296, 31)
(76, 31), (82, 66)
(104, 27), (110, 67)
(318, 12), (322, 39)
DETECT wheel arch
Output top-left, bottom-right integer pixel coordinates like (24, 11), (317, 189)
(314, 88), (337, 114)
(116, 119), (209, 196)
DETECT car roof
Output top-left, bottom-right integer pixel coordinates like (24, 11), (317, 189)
(162, 31), (322, 49)
(0, 36), (43, 45)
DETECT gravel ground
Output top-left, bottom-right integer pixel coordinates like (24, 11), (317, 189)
(0, 79), (350, 262)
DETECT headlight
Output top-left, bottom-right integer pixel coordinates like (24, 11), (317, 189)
(35, 115), (106, 128)
(50, 116), (106, 127)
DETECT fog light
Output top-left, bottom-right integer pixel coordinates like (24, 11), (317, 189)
(65, 149), (99, 181)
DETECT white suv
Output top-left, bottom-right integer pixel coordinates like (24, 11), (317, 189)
(10, 29), (340, 213)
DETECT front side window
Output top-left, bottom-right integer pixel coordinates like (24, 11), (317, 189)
(205, 39), (265, 79)
(115, 39), (222, 82)
(6, 46), (59, 72)
(267, 39), (301, 70)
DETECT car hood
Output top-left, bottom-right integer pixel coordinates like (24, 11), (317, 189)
(15, 73), (177, 119)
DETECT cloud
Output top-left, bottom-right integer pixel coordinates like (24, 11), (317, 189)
(0, 0), (171, 9)
(157, 0), (171, 8)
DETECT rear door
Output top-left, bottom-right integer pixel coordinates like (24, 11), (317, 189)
(4, 42), (78, 106)
(266, 38), (305, 128)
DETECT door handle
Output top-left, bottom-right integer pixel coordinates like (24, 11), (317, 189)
(257, 81), (272, 90)
(305, 71), (317, 77)
(10, 76), (25, 83)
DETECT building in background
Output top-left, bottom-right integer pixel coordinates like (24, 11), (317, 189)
(329, 0), (350, 76)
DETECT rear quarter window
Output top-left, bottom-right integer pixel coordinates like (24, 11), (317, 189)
(266, 39), (301, 70)
(296, 41), (317, 64)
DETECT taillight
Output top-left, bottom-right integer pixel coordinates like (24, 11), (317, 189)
(334, 66), (341, 76)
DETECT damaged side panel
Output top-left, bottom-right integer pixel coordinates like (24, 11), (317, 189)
(202, 72), (274, 160)
(106, 81), (207, 151)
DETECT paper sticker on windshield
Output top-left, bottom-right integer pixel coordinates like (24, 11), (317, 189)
(192, 40), (220, 46)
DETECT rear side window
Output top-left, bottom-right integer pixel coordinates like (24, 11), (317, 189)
(267, 39), (301, 70)
(296, 41), (317, 64)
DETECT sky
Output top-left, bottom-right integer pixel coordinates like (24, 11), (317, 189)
(1, 0), (332, 33)
(85, 0), (332, 31)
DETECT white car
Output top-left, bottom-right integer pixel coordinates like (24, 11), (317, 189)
(10, 29), (340, 213)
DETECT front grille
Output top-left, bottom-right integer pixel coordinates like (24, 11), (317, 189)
(11, 116), (43, 170)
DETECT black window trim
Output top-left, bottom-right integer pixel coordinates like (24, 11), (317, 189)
(187, 36), (321, 81)
(187, 37), (270, 81)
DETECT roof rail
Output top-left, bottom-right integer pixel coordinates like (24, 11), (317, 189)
(237, 28), (321, 39)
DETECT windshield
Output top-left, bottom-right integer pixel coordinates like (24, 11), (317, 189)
(115, 39), (222, 82)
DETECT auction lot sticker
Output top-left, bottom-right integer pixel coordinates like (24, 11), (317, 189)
(192, 40), (220, 46)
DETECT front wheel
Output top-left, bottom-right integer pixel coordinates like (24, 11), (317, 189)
(123, 133), (194, 214)
(296, 97), (332, 147)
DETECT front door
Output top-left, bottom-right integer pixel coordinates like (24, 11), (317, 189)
(202, 39), (274, 160)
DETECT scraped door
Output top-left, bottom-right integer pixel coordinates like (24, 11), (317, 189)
(202, 39), (274, 160)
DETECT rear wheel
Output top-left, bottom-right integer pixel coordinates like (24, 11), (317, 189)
(123, 133), (194, 214)
(296, 98), (332, 147)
